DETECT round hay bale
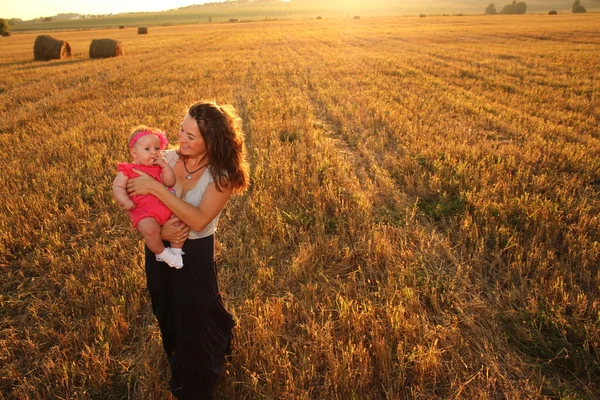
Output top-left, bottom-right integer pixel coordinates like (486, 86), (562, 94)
(549, 10), (558, 14)
(119, 25), (125, 29)
(420, 14), (427, 18)
(33, 35), (71, 61)
(89, 38), (124, 58)
(138, 27), (148, 34)
(2, 31), (11, 37)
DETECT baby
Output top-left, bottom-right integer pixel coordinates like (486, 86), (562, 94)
(112, 126), (183, 269)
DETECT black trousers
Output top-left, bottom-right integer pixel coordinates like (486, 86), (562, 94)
(145, 235), (235, 400)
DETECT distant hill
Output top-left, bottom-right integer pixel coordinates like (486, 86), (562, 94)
(10, 13), (79, 24)
(10, 0), (600, 31)
(288, 0), (600, 15)
(53, 13), (82, 20)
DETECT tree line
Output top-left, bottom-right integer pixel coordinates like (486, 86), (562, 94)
(485, 0), (588, 14)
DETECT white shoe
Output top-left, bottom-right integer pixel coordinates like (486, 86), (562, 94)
(156, 248), (184, 269)
(170, 248), (184, 269)
(171, 248), (184, 256)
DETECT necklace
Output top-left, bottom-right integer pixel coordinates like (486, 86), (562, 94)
(184, 159), (208, 179)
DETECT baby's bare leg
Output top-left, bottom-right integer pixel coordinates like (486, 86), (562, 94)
(171, 241), (184, 250)
(137, 218), (164, 255)
(138, 218), (183, 269)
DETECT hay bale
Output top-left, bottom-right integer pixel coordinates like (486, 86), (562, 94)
(138, 27), (148, 34)
(33, 35), (71, 61)
(2, 31), (11, 37)
(89, 38), (124, 58)
(316, 16), (322, 19)
(119, 25), (125, 29)
(420, 14), (427, 18)
(229, 18), (239, 22)
(353, 15), (360, 19)
(549, 10), (558, 14)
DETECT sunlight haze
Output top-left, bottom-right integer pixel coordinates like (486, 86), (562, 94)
(4, 0), (599, 22)
(1, 0), (209, 20)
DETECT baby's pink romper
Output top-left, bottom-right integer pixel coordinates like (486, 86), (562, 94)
(118, 163), (172, 228)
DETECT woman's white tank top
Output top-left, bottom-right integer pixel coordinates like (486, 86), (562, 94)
(165, 150), (220, 240)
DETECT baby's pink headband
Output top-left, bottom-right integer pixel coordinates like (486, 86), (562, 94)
(129, 131), (168, 150)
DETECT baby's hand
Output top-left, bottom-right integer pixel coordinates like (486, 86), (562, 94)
(154, 157), (168, 168)
(123, 200), (136, 211)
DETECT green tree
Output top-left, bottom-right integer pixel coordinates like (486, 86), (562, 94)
(0, 18), (10, 34)
(514, 1), (527, 13)
(485, 4), (497, 14)
(572, 0), (587, 13)
(500, 2), (514, 14)
(500, 1), (527, 14)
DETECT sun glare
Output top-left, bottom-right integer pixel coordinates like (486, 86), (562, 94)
(3, 0), (211, 21)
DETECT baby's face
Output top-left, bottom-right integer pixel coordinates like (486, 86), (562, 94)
(131, 134), (161, 166)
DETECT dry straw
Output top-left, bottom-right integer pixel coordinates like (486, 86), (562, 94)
(33, 35), (71, 61)
(89, 38), (124, 58)
(138, 27), (148, 34)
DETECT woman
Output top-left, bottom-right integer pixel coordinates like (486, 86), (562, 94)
(126, 101), (250, 399)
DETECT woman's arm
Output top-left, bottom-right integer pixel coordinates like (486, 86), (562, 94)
(127, 170), (233, 232)
(161, 216), (190, 245)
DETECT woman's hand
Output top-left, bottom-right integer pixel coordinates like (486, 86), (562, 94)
(126, 169), (161, 196)
(161, 216), (190, 246)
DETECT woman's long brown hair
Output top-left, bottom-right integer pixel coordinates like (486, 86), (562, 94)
(184, 101), (250, 194)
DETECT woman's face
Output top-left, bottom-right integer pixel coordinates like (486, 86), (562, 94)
(178, 114), (207, 158)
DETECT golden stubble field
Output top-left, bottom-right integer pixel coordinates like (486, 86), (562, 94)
(1, 14), (599, 399)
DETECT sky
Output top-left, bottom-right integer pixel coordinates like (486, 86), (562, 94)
(1, 0), (209, 21)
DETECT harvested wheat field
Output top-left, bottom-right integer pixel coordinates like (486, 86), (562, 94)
(1, 14), (599, 399)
